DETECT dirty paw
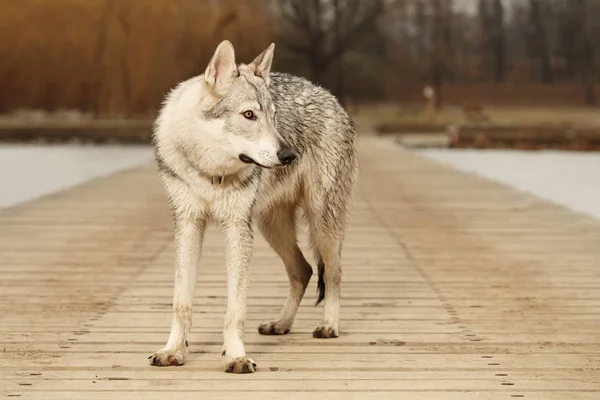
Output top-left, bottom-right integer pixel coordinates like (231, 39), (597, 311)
(258, 321), (291, 335)
(148, 350), (184, 367)
(225, 357), (257, 373)
(313, 325), (339, 338)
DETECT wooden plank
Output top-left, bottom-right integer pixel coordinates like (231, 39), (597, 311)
(7, 392), (600, 400)
(3, 369), (598, 381)
(5, 378), (600, 391)
(1, 353), (598, 369)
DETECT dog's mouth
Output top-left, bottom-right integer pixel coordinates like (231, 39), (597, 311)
(238, 154), (284, 169)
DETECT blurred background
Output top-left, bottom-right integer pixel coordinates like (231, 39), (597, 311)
(1, 0), (599, 116)
(0, 0), (599, 216)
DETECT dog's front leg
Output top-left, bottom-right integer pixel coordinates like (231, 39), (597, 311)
(149, 210), (207, 367)
(222, 219), (257, 373)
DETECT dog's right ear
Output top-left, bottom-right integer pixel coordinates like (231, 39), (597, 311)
(204, 40), (238, 99)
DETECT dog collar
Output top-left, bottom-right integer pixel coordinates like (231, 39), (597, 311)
(204, 167), (259, 187)
(211, 176), (225, 185)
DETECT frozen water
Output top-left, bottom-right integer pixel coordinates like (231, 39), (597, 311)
(0, 144), (153, 209)
(418, 148), (600, 220)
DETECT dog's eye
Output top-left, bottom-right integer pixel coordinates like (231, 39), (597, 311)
(242, 110), (256, 120)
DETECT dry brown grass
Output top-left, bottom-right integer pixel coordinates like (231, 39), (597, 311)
(2, 1), (598, 120)
(0, 0), (274, 117)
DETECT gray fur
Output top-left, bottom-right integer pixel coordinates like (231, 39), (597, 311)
(149, 40), (358, 373)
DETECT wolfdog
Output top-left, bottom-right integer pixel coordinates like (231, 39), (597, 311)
(149, 40), (358, 373)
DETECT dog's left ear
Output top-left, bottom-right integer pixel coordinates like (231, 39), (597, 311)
(249, 43), (275, 85)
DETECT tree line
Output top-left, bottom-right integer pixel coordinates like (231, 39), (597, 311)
(0, 0), (598, 116)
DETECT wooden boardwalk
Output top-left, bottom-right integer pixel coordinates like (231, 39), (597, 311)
(1, 136), (599, 399)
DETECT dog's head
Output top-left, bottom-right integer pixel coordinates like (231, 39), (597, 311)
(197, 40), (295, 170)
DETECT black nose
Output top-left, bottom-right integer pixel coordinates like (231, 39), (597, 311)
(277, 147), (296, 165)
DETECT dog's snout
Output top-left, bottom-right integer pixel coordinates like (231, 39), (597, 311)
(277, 147), (296, 165)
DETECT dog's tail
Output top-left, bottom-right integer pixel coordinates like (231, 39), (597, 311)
(315, 260), (325, 306)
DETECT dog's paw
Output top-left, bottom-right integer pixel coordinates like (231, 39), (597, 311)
(313, 325), (339, 338)
(148, 349), (184, 367)
(258, 321), (291, 335)
(225, 357), (257, 374)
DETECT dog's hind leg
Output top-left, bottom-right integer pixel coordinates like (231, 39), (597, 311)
(306, 174), (356, 339)
(308, 223), (344, 339)
(257, 203), (313, 335)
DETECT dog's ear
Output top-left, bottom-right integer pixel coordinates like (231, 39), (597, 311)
(204, 40), (238, 98)
(249, 43), (275, 85)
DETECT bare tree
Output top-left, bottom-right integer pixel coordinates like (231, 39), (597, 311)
(479, 0), (506, 82)
(95, 0), (131, 116)
(333, 0), (345, 103)
(572, 0), (596, 105)
(491, 0), (506, 82)
(529, 0), (553, 83)
(430, 0), (452, 109)
(479, 0), (505, 82)
(277, 0), (384, 102)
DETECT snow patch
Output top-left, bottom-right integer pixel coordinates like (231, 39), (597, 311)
(0, 144), (154, 209)
(417, 148), (600, 220)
